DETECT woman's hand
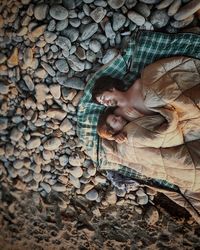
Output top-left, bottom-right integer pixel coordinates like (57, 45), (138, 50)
(114, 132), (127, 144)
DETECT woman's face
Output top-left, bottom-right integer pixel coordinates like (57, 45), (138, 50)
(106, 114), (126, 133)
(96, 90), (118, 107)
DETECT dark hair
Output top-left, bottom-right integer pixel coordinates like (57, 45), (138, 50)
(97, 107), (117, 139)
(91, 76), (126, 104)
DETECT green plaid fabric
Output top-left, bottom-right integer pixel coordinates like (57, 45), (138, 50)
(77, 30), (200, 190)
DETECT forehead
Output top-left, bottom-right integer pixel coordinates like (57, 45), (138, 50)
(106, 114), (114, 124)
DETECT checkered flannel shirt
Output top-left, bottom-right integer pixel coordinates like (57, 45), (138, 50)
(77, 30), (200, 190)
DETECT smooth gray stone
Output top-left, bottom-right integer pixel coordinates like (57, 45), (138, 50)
(90, 7), (107, 23)
(55, 59), (69, 73)
(67, 55), (85, 72)
(112, 13), (126, 31)
(56, 76), (85, 90)
(41, 62), (56, 77)
(80, 23), (98, 41)
(44, 31), (57, 43)
(140, 0), (160, 3)
(55, 36), (71, 50)
(56, 19), (69, 31)
(61, 27), (79, 42)
(108, 0), (125, 9)
(150, 9), (170, 28)
(0, 81), (9, 94)
(49, 5), (68, 20)
(105, 22), (116, 39)
(34, 3), (49, 20)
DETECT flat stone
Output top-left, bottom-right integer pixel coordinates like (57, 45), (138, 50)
(156, 0), (174, 9)
(27, 137), (41, 150)
(90, 7), (106, 23)
(10, 127), (23, 141)
(46, 108), (67, 120)
(69, 154), (83, 167)
(112, 13), (126, 31)
(105, 22), (116, 39)
(85, 189), (98, 201)
(61, 27), (79, 42)
(30, 24), (47, 39)
(40, 182), (51, 193)
(34, 3), (49, 20)
(7, 47), (18, 67)
(80, 23), (98, 41)
(128, 10), (145, 26)
(35, 83), (49, 103)
(41, 62), (56, 77)
(174, 0), (200, 21)
(108, 0), (125, 9)
(102, 48), (118, 64)
(52, 183), (67, 192)
(23, 47), (33, 68)
(89, 40), (101, 53)
(49, 84), (61, 99)
(0, 53), (7, 64)
(134, 3), (151, 18)
(44, 138), (61, 151)
(170, 15), (194, 28)
(55, 36), (71, 50)
(50, 5), (68, 20)
(56, 76), (85, 90)
(67, 55), (85, 72)
(60, 118), (73, 132)
(55, 59), (69, 73)
(13, 160), (24, 170)
(56, 19), (69, 31)
(0, 117), (8, 130)
(44, 31), (57, 43)
(168, 0), (182, 17)
(140, 0), (160, 3)
(35, 68), (48, 79)
(0, 82), (9, 95)
(69, 174), (81, 189)
(150, 9), (170, 28)
(23, 75), (34, 91)
(59, 155), (68, 167)
(67, 166), (83, 178)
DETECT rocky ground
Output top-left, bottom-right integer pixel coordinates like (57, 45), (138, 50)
(0, 0), (200, 249)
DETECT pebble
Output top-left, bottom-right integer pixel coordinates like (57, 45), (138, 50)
(43, 138), (62, 151)
(0, 117), (8, 130)
(112, 13), (126, 31)
(170, 15), (194, 28)
(67, 166), (83, 178)
(0, 53), (7, 64)
(150, 9), (170, 28)
(13, 160), (24, 170)
(168, 0), (182, 17)
(46, 108), (67, 121)
(34, 4), (49, 20)
(102, 48), (118, 64)
(10, 127), (23, 141)
(90, 7), (106, 23)
(35, 83), (49, 103)
(7, 47), (18, 67)
(23, 48), (33, 68)
(85, 189), (98, 201)
(56, 19), (69, 31)
(49, 5), (69, 20)
(27, 137), (41, 150)
(69, 174), (81, 189)
(0, 82), (9, 95)
(44, 31), (57, 43)
(128, 11), (145, 26)
(52, 183), (67, 192)
(60, 118), (73, 133)
(59, 155), (68, 166)
(55, 59), (69, 73)
(108, 0), (125, 9)
(40, 182), (51, 193)
(67, 55), (85, 72)
(30, 24), (47, 40)
(41, 62), (56, 77)
(156, 0), (174, 10)
(174, 0), (200, 21)
(80, 23), (98, 41)
(23, 75), (34, 91)
(49, 84), (61, 99)
(55, 36), (71, 50)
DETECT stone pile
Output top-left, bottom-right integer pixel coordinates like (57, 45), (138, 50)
(0, 0), (200, 216)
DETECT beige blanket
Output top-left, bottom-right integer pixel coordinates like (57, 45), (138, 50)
(102, 56), (200, 223)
